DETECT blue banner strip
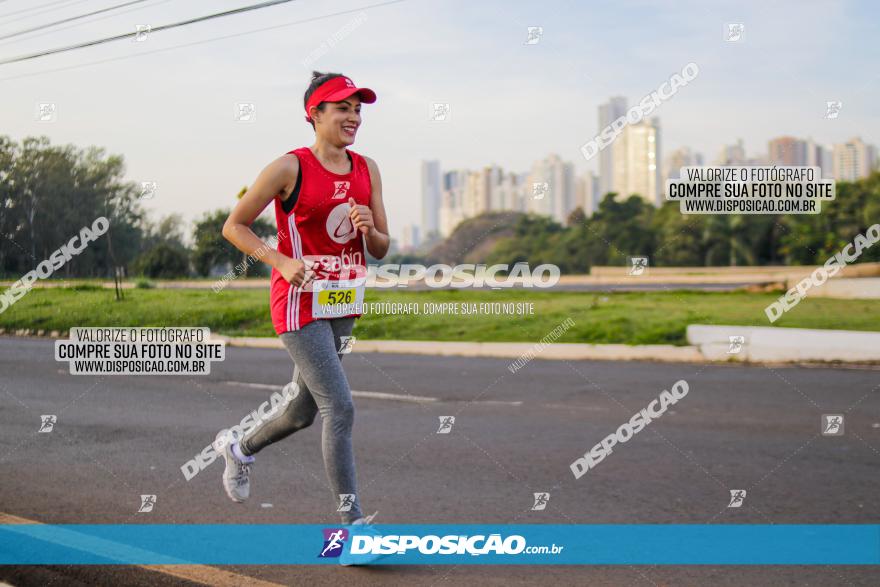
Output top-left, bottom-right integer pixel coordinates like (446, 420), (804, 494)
(0, 524), (877, 565)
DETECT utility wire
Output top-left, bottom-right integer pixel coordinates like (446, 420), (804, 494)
(0, 0), (151, 41)
(0, 0), (93, 25)
(0, 0), (171, 48)
(0, 0), (297, 65)
(0, 0), (403, 81)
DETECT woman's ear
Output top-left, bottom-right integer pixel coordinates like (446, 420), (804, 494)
(309, 105), (320, 124)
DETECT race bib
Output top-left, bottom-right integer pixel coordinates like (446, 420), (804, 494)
(311, 278), (365, 319)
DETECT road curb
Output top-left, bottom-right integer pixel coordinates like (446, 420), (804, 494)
(687, 324), (880, 362)
(4, 328), (876, 365)
(209, 334), (704, 363)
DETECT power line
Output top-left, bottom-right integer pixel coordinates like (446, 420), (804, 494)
(0, 0), (172, 48)
(0, 0), (404, 81)
(0, 0), (78, 19)
(0, 0), (151, 41)
(0, 0), (93, 25)
(0, 0), (298, 65)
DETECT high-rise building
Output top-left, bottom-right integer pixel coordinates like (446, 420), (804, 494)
(421, 160), (442, 239)
(526, 160), (552, 219)
(575, 171), (598, 216)
(589, 173), (600, 211)
(527, 154), (575, 223)
(611, 118), (661, 205)
(767, 136), (808, 166)
(440, 169), (467, 237)
(716, 139), (747, 166)
(832, 137), (877, 181)
(486, 165), (504, 210)
(401, 224), (420, 252)
(598, 97), (628, 199)
(495, 170), (521, 212)
(463, 169), (491, 218)
(664, 147), (703, 182)
(552, 156), (575, 222)
(437, 166), (530, 236)
(806, 138), (832, 178)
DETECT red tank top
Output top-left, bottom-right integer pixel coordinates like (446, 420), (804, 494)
(270, 147), (371, 334)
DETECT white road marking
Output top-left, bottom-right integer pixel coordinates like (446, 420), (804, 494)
(351, 389), (439, 403)
(470, 399), (524, 406)
(223, 380), (437, 403)
(222, 380), (524, 406)
(543, 403), (608, 412)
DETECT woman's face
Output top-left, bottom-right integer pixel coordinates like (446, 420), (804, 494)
(313, 95), (362, 146)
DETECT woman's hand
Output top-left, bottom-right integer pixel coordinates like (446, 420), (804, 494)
(277, 256), (313, 287)
(348, 197), (374, 235)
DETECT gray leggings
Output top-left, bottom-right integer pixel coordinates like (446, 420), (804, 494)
(239, 317), (363, 523)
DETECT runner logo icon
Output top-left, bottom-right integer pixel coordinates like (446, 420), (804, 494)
(727, 335), (745, 354)
(339, 336), (356, 354)
(821, 414), (844, 436)
(138, 494), (157, 513)
(727, 489), (746, 508)
(629, 256), (649, 276)
(437, 416), (455, 434)
(38, 414), (57, 433)
(531, 492), (550, 511)
(337, 493), (356, 512)
(332, 181), (350, 199)
(319, 528), (349, 558)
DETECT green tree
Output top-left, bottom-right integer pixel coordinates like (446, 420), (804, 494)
(131, 214), (191, 278)
(131, 243), (190, 278)
(579, 194), (655, 266)
(486, 213), (565, 267)
(0, 135), (144, 277)
(191, 209), (274, 277)
(780, 171), (880, 264)
(651, 202), (705, 266)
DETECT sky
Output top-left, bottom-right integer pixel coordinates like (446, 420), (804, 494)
(1, 0), (878, 244)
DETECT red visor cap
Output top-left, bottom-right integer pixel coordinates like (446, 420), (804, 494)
(305, 76), (377, 122)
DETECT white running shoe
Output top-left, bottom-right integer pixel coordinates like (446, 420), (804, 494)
(213, 430), (254, 503)
(358, 511), (379, 524)
(339, 511), (386, 566)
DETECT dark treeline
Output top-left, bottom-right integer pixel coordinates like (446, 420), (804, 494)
(481, 172), (880, 272)
(0, 136), (142, 277)
(2, 136), (879, 279)
(0, 136), (272, 279)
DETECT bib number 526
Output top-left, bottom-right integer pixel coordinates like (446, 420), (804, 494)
(319, 289), (355, 305)
(312, 279), (365, 319)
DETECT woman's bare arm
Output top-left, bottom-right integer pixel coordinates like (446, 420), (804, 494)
(362, 156), (390, 259)
(222, 155), (307, 285)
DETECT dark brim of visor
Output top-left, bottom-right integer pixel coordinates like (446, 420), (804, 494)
(323, 87), (377, 104)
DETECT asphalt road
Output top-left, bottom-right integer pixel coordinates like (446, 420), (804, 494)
(0, 336), (878, 586)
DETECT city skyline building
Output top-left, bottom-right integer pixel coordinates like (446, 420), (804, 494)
(421, 132), (875, 240)
(598, 96), (628, 199)
(767, 136), (809, 166)
(420, 160), (442, 240)
(611, 118), (661, 205)
(832, 137), (877, 181)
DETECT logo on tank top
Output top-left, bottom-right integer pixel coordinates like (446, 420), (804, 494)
(326, 202), (357, 244)
(332, 181), (350, 199)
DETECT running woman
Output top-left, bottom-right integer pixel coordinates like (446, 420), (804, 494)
(214, 71), (389, 530)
